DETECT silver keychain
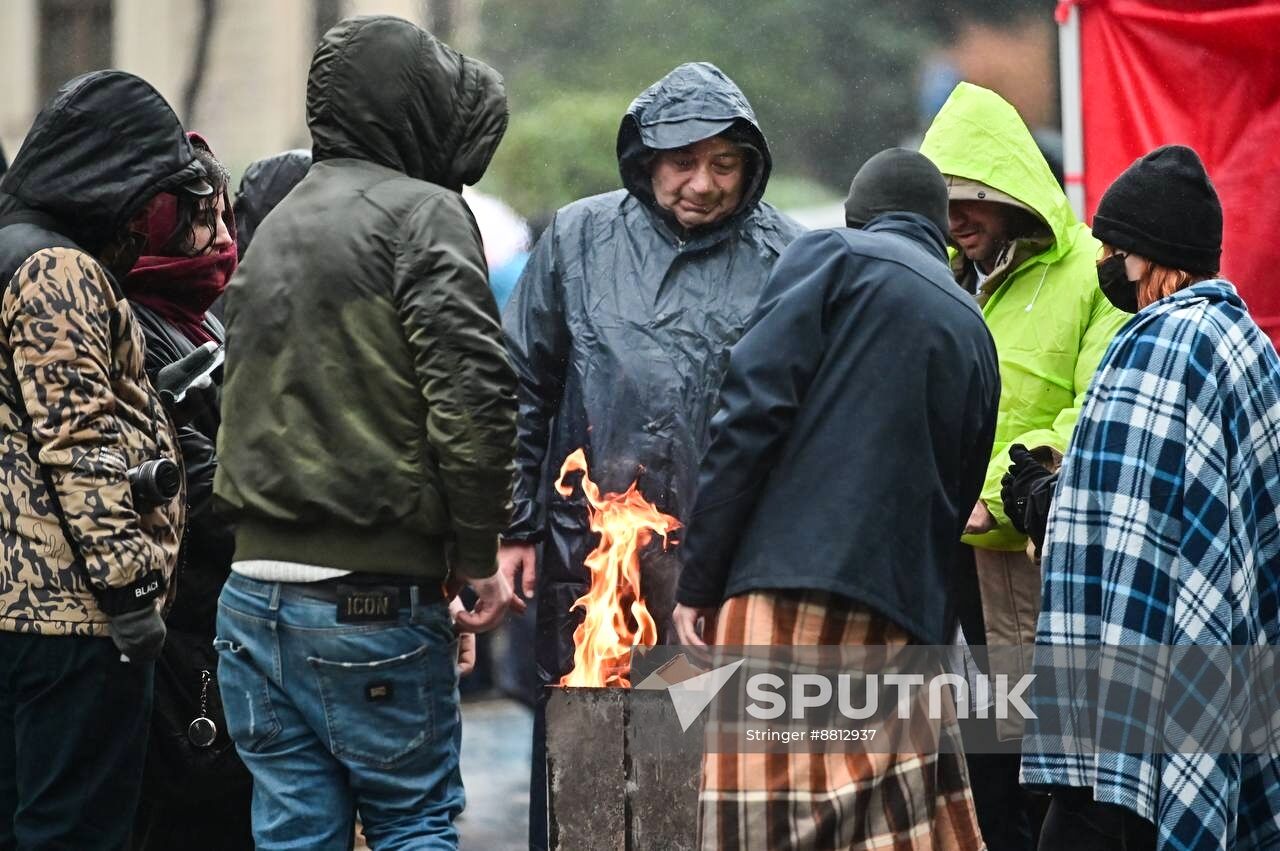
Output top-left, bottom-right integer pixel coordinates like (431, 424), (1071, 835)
(187, 669), (218, 748)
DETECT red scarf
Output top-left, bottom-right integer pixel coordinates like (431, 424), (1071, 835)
(125, 158), (237, 345)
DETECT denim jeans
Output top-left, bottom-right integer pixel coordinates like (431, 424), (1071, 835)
(215, 574), (463, 850)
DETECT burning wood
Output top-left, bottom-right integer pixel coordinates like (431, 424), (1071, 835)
(554, 448), (681, 688)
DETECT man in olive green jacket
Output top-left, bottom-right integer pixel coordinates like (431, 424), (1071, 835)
(213, 16), (516, 847)
(920, 82), (1131, 850)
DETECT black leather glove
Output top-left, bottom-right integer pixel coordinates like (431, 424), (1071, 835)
(1000, 444), (1058, 550)
(108, 605), (167, 662)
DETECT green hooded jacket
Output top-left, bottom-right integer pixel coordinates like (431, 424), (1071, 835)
(214, 17), (516, 580)
(921, 83), (1131, 551)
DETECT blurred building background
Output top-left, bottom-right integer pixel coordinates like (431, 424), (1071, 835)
(472, 0), (1061, 226)
(0, 0), (1058, 225)
(0, 0), (477, 177)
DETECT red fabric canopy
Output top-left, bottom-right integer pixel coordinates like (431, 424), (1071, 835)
(1059, 0), (1280, 345)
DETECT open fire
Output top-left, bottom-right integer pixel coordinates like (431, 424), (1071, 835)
(554, 448), (681, 688)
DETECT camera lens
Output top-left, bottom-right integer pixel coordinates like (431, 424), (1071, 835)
(153, 459), (181, 498)
(128, 458), (181, 509)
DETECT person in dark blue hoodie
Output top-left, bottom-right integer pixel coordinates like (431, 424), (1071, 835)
(674, 148), (999, 849)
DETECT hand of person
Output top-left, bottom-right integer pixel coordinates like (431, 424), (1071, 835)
(449, 597), (477, 676)
(672, 603), (719, 647)
(108, 604), (167, 662)
(964, 500), (997, 535)
(154, 341), (223, 425)
(1000, 444), (1058, 550)
(497, 542), (537, 616)
(452, 570), (514, 634)
(164, 375), (217, 427)
(1000, 444), (1050, 533)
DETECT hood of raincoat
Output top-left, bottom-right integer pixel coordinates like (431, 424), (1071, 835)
(307, 15), (507, 192)
(0, 70), (203, 254)
(920, 82), (1076, 263)
(617, 62), (772, 230)
(233, 149), (311, 258)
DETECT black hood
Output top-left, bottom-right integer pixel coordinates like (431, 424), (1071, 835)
(0, 70), (201, 253)
(233, 149), (312, 258)
(307, 15), (508, 191)
(617, 62), (772, 225)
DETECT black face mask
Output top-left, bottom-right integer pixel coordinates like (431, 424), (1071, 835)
(1097, 253), (1139, 314)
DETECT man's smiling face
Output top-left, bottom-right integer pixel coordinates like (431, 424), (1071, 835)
(947, 199), (1016, 272)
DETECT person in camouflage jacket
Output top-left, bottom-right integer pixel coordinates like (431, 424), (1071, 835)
(0, 247), (186, 636)
(0, 70), (202, 850)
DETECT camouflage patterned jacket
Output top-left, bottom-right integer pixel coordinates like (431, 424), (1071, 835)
(0, 70), (202, 637)
(0, 248), (185, 636)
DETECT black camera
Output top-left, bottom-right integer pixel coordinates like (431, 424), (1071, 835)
(128, 459), (181, 510)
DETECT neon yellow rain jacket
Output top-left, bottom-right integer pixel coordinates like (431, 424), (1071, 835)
(921, 83), (1131, 551)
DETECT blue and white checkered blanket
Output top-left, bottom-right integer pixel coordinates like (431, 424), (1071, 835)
(1021, 280), (1280, 850)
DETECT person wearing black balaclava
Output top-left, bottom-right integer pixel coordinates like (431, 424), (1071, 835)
(674, 148), (997, 849)
(501, 62), (804, 849)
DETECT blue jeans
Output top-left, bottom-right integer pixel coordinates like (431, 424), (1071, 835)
(215, 574), (464, 850)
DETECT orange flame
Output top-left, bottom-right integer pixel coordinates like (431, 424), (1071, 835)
(554, 448), (681, 688)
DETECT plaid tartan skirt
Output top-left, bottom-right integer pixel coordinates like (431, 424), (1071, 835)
(698, 590), (985, 851)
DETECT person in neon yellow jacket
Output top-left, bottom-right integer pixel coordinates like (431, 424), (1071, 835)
(920, 82), (1131, 850)
(923, 82), (1130, 557)
(923, 82), (1130, 598)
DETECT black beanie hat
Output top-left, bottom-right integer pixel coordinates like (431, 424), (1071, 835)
(1091, 144), (1222, 274)
(844, 147), (949, 238)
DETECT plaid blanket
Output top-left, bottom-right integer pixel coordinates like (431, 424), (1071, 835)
(1021, 280), (1280, 849)
(700, 590), (984, 850)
